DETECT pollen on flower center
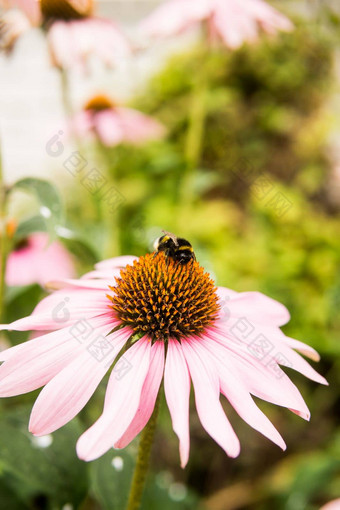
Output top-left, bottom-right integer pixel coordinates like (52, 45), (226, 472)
(109, 253), (220, 341)
(41, 0), (93, 20)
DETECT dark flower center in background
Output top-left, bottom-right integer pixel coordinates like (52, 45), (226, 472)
(109, 252), (220, 341)
(84, 94), (116, 112)
(41, 0), (93, 20)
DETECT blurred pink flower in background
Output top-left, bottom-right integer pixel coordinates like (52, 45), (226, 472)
(140, 0), (293, 48)
(71, 94), (166, 146)
(6, 233), (75, 287)
(47, 17), (131, 71)
(0, 0), (131, 70)
(0, 252), (327, 466)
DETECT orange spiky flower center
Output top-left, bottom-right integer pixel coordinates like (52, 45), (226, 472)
(41, 0), (93, 20)
(84, 94), (116, 112)
(109, 253), (220, 342)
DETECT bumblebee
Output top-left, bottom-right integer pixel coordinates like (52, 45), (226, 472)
(153, 231), (196, 265)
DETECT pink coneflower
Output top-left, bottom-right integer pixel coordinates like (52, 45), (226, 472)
(5, 232), (75, 287)
(47, 16), (130, 71)
(140, 0), (293, 49)
(71, 94), (165, 146)
(0, 247), (326, 466)
(41, 0), (130, 71)
(0, 0), (130, 70)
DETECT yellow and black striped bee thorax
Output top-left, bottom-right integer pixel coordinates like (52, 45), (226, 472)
(154, 232), (196, 265)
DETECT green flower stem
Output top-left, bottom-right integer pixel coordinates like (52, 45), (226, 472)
(60, 68), (73, 118)
(125, 388), (162, 510)
(0, 149), (8, 323)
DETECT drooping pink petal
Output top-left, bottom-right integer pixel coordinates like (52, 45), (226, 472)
(32, 287), (109, 316)
(200, 337), (286, 449)
(140, 0), (211, 39)
(0, 291), (113, 332)
(47, 20), (77, 69)
(164, 338), (191, 467)
(115, 107), (166, 145)
(5, 233), (75, 287)
(70, 110), (95, 140)
(115, 340), (164, 449)
(48, 17), (131, 71)
(216, 291), (290, 328)
(70, 18), (131, 70)
(181, 338), (240, 458)
(46, 278), (112, 291)
(205, 325), (311, 420)
(93, 110), (124, 146)
(80, 268), (121, 280)
(212, 0), (259, 49)
(29, 327), (132, 436)
(243, 0), (293, 34)
(76, 337), (151, 461)
(94, 255), (138, 270)
(284, 337), (321, 362)
(0, 318), (118, 396)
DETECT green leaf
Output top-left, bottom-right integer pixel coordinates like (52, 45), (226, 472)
(14, 215), (48, 241)
(0, 406), (88, 508)
(11, 178), (64, 239)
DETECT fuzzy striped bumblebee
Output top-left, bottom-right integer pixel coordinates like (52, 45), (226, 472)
(153, 231), (196, 265)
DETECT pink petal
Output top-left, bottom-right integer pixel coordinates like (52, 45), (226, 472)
(212, 314), (327, 385)
(80, 268), (121, 280)
(70, 110), (95, 139)
(114, 340), (164, 449)
(181, 338), (240, 458)
(46, 278), (112, 290)
(206, 326), (311, 420)
(201, 337), (286, 449)
(164, 338), (191, 467)
(217, 290), (290, 327)
(29, 327), (131, 435)
(115, 107), (166, 144)
(284, 337), (321, 362)
(47, 21), (77, 69)
(212, 0), (259, 49)
(95, 255), (138, 270)
(94, 110), (124, 147)
(76, 337), (151, 461)
(0, 293), (112, 332)
(140, 0), (211, 39)
(0, 324), (103, 396)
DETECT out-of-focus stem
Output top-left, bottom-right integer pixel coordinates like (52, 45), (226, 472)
(179, 47), (209, 219)
(95, 141), (121, 258)
(0, 149), (8, 323)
